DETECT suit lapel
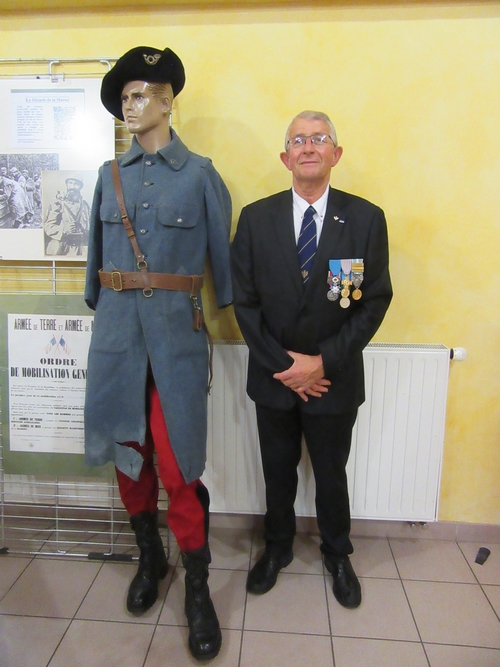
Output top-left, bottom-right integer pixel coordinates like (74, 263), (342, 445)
(269, 190), (304, 297)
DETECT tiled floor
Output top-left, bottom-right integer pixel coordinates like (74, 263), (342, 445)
(1, 527), (499, 667)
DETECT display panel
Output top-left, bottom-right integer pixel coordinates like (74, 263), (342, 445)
(0, 78), (114, 261)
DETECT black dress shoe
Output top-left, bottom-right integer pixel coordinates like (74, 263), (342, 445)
(246, 548), (293, 595)
(325, 556), (361, 609)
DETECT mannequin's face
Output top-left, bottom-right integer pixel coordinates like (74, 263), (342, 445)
(120, 81), (169, 137)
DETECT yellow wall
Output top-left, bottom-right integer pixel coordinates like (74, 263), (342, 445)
(1, 2), (499, 524)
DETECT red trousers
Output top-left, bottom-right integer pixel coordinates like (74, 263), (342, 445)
(115, 377), (207, 553)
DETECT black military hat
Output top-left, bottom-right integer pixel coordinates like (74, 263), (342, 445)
(101, 46), (185, 120)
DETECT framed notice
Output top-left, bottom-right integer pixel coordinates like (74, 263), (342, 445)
(0, 78), (114, 261)
(0, 295), (113, 477)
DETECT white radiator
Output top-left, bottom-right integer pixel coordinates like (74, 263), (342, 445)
(204, 342), (450, 522)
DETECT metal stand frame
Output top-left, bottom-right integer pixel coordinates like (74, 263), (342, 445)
(0, 57), (170, 561)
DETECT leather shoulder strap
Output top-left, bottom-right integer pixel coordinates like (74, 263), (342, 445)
(110, 160), (147, 267)
(110, 160), (152, 292)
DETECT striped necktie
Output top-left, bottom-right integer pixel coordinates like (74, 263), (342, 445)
(298, 205), (317, 284)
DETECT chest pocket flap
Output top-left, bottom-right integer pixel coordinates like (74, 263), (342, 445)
(157, 203), (200, 229)
(100, 200), (136, 223)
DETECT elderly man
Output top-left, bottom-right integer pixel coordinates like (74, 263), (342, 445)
(231, 110), (392, 609)
(84, 46), (232, 660)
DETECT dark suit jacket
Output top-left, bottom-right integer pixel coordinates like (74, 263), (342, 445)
(231, 187), (393, 414)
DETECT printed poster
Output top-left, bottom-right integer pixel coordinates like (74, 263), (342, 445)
(8, 313), (93, 454)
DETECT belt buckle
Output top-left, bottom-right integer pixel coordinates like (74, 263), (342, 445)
(111, 271), (123, 291)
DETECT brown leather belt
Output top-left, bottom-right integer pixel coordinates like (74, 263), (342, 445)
(99, 269), (204, 294)
(99, 268), (206, 335)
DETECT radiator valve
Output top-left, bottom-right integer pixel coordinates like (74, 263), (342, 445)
(450, 347), (467, 361)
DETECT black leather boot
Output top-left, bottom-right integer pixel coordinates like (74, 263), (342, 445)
(182, 544), (222, 661)
(127, 511), (169, 613)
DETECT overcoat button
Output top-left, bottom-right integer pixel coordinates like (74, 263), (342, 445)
(177, 218), (183, 223)
(145, 160), (152, 166)
(143, 203), (149, 209)
(140, 229), (146, 234)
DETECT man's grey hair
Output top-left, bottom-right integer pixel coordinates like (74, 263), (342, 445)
(284, 110), (338, 150)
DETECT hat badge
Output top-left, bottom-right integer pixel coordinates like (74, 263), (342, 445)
(143, 53), (161, 66)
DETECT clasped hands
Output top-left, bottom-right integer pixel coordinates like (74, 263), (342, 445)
(273, 351), (330, 402)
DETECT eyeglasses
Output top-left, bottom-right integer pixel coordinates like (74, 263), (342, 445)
(287, 133), (335, 149)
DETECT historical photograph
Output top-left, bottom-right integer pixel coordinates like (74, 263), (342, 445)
(0, 153), (58, 229)
(42, 169), (95, 258)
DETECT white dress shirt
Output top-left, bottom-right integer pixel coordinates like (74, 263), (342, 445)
(292, 185), (329, 244)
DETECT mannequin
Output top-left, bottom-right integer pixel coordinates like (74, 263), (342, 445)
(84, 46), (232, 661)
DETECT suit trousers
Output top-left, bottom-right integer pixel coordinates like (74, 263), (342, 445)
(115, 376), (208, 553)
(255, 403), (358, 558)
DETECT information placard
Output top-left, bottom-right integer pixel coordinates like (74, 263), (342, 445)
(8, 312), (93, 454)
(0, 77), (114, 261)
(0, 295), (113, 477)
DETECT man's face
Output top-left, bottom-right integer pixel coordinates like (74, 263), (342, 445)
(280, 118), (342, 188)
(121, 81), (168, 137)
(0, 168), (7, 177)
(66, 179), (81, 192)
(66, 179), (82, 201)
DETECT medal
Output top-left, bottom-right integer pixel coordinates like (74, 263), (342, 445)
(351, 259), (364, 300)
(340, 274), (352, 299)
(327, 259), (362, 307)
(340, 260), (352, 308)
(327, 274), (340, 287)
(327, 260), (341, 303)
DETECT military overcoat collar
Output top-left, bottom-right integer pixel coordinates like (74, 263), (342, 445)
(120, 129), (189, 171)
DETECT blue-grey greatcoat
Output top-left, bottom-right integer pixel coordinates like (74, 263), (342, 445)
(84, 131), (232, 483)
